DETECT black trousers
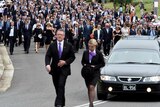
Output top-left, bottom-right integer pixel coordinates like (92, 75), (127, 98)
(4, 32), (9, 46)
(84, 38), (89, 49)
(103, 41), (111, 56)
(79, 38), (84, 49)
(24, 36), (31, 52)
(17, 30), (22, 45)
(97, 41), (102, 51)
(73, 38), (80, 52)
(9, 37), (15, 54)
(52, 72), (67, 106)
(0, 29), (2, 42)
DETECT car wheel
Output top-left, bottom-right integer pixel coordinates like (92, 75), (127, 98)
(97, 92), (108, 100)
(97, 81), (108, 100)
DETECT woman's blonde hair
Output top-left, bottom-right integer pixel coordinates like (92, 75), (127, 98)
(46, 22), (53, 27)
(88, 39), (98, 46)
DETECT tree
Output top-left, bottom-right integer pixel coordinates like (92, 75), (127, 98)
(113, 0), (133, 10)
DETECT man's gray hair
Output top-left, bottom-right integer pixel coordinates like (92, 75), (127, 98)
(56, 29), (65, 36)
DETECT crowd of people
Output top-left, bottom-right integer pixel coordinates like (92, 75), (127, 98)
(0, 0), (160, 55)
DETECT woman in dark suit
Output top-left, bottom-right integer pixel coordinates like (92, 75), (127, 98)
(81, 39), (105, 107)
(45, 22), (55, 51)
(33, 23), (43, 53)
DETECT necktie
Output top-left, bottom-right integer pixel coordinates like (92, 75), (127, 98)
(89, 51), (96, 63)
(58, 42), (62, 58)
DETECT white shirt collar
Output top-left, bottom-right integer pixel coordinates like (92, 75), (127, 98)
(57, 40), (64, 44)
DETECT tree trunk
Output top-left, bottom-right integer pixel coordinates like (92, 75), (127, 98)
(113, 2), (116, 10)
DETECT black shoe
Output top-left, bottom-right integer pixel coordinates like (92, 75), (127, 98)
(55, 105), (63, 107)
(10, 52), (13, 55)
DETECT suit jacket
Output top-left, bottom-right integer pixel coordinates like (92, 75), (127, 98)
(81, 50), (105, 74)
(114, 11), (118, 19)
(19, 20), (25, 34)
(79, 26), (84, 39)
(45, 41), (75, 76)
(8, 26), (17, 40)
(94, 29), (103, 41)
(102, 28), (113, 42)
(141, 29), (150, 35)
(149, 30), (158, 36)
(22, 23), (32, 38)
(83, 25), (93, 39)
(131, 16), (138, 23)
(52, 19), (61, 29)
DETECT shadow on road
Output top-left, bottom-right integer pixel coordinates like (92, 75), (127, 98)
(107, 94), (160, 102)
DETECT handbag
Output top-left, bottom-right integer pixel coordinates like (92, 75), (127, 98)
(81, 66), (94, 78)
(38, 34), (42, 39)
(90, 33), (94, 39)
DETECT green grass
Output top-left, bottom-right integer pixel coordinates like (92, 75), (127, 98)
(103, 0), (160, 18)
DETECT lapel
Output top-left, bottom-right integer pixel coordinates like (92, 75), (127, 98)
(86, 50), (90, 63)
(61, 41), (67, 59)
(55, 41), (59, 58)
(96, 30), (98, 38)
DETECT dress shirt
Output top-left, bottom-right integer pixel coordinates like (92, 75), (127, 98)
(9, 26), (14, 37)
(57, 40), (64, 53)
(133, 16), (136, 23)
(74, 27), (78, 36)
(106, 28), (109, 33)
(150, 30), (155, 36)
(25, 24), (29, 29)
(97, 30), (100, 40)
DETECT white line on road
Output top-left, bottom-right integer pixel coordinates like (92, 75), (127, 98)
(73, 100), (107, 107)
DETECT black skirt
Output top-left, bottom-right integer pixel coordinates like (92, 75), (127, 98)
(81, 66), (100, 87)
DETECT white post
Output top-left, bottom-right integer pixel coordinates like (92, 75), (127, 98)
(154, 0), (158, 16)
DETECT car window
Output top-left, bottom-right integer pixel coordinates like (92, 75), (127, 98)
(108, 49), (160, 64)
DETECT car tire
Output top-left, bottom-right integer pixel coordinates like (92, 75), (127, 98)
(97, 81), (108, 100)
(97, 92), (108, 100)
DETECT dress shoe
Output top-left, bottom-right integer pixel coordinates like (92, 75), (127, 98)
(55, 105), (63, 107)
(10, 52), (13, 55)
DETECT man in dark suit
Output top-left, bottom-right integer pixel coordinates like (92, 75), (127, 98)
(45, 29), (75, 107)
(8, 21), (17, 55)
(141, 24), (150, 35)
(83, 20), (93, 49)
(79, 20), (84, 49)
(102, 23), (113, 56)
(22, 18), (32, 54)
(3, 17), (10, 46)
(149, 25), (158, 36)
(131, 14), (138, 23)
(73, 22), (81, 53)
(94, 24), (103, 51)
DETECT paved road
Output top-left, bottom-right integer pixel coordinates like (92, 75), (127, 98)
(0, 42), (160, 107)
